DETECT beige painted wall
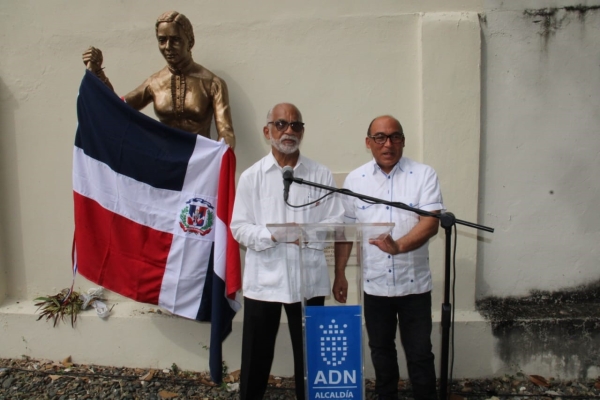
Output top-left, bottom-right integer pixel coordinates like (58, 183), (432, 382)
(479, 0), (600, 297)
(0, 1), (485, 377)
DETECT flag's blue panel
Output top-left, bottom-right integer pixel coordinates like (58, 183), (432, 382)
(75, 70), (196, 191)
(305, 305), (363, 400)
(196, 243), (237, 383)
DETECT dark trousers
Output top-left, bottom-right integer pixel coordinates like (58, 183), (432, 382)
(240, 296), (325, 400)
(364, 291), (437, 400)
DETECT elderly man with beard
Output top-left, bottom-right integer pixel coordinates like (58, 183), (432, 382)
(231, 103), (344, 400)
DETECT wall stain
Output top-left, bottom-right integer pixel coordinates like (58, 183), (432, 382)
(477, 280), (600, 379)
(478, 13), (487, 26)
(523, 5), (600, 49)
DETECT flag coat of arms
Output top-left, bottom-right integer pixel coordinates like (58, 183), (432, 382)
(73, 71), (241, 383)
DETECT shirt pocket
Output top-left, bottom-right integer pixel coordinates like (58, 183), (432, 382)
(256, 247), (287, 287)
(364, 264), (387, 281)
(300, 250), (325, 287)
(354, 200), (380, 223)
(292, 187), (322, 212)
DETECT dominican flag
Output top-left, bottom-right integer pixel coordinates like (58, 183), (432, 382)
(73, 70), (241, 383)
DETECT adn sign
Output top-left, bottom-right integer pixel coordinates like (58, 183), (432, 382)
(305, 305), (363, 399)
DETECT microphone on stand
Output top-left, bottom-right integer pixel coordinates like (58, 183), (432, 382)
(282, 166), (294, 201)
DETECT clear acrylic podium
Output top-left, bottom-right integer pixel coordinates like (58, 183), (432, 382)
(267, 222), (394, 400)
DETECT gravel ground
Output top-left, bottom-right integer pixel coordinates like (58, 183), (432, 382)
(1, 357), (599, 399)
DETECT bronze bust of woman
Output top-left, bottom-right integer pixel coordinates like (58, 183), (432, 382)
(83, 11), (236, 149)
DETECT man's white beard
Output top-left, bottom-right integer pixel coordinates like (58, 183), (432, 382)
(271, 134), (300, 154)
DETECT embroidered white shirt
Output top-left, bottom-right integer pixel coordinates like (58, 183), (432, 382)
(342, 157), (445, 297)
(231, 152), (344, 303)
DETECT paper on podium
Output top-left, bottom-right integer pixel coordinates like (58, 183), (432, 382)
(267, 223), (301, 243)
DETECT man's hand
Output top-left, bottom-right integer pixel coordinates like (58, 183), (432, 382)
(333, 241), (352, 303)
(368, 213), (441, 255)
(82, 46), (104, 72)
(332, 275), (348, 303)
(368, 234), (400, 255)
(270, 235), (300, 246)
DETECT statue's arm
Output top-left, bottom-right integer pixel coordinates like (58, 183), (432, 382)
(211, 78), (236, 150)
(82, 47), (114, 92)
(122, 80), (153, 111)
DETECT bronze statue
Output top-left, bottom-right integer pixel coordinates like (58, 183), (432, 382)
(82, 11), (236, 149)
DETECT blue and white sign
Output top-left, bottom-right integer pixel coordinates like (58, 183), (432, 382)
(305, 305), (363, 399)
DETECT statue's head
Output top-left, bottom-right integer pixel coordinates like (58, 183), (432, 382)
(155, 11), (195, 50)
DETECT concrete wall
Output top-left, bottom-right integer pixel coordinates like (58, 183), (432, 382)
(478, 0), (600, 298)
(476, 0), (600, 380)
(1, 0), (598, 381)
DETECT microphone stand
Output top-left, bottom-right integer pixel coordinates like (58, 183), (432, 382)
(285, 175), (494, 400)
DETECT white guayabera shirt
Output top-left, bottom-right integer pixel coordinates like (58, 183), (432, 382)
(231, 152), (344, 303)
(342, 157), (445, 297)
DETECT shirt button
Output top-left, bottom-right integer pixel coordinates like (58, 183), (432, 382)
(387, 255), (391, 259)
(388, 269), (391, 273)
(386, 206), (389, 210)
(411, 279), (414, 283)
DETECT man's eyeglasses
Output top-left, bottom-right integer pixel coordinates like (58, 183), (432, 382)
(268, 120), (305, 133)
(368, 132), (404, 145)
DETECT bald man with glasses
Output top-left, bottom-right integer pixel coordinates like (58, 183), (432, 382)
(333, 115), (444, 400)
(231, 103), (344, 400)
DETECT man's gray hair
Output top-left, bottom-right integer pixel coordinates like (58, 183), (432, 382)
(266, 106), (275, 125)
(266, 103), (303, 125)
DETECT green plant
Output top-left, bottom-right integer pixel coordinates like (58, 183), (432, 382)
(34, 289), (84, 327)
(219, 361), (230, 390)
(222, 360), (228, 376)
(171, 362), (180, 375)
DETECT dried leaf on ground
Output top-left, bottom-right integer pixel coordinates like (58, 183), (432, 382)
(48, 375), (61, 382)
(200, 378), (216, 386)
(223, 369), (241, 383)
(61, 356), (73, 367)
(140, 369), (155, 381)
(529, 374), (550, 387)
(158, 390), (179, 399)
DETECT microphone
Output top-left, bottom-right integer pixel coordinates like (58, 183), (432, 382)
(282, 166), (294, 201)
